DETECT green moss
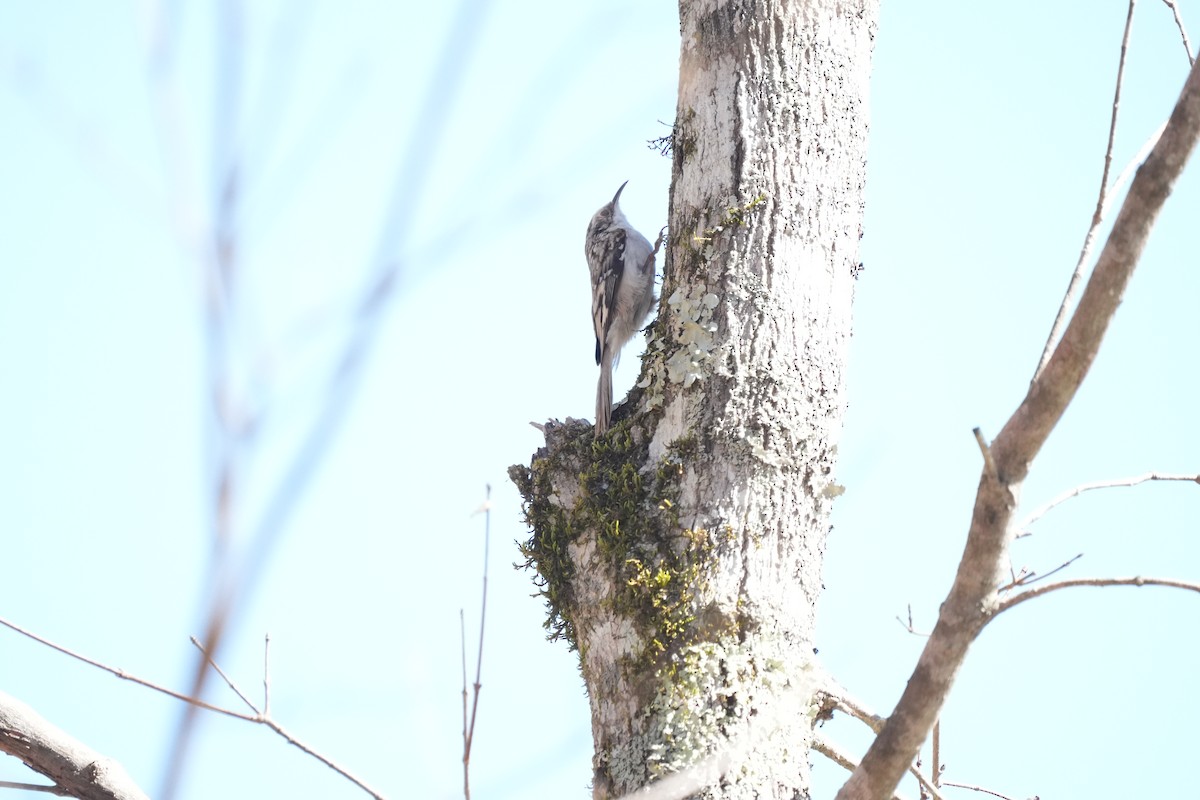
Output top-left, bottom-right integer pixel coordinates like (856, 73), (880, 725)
(512, 427), (718, 669)
(510, 458), (577, 645)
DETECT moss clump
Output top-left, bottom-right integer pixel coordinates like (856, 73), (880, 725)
(512, 424), (711, 667)
(510, 453), (577, 645)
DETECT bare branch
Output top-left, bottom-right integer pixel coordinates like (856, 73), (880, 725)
(0, 616), (385, 798)
(995, 575), (1200, 617)
(1033, 0), (1137, 382)
(997, 32), (1200, 506)
(0, 690), (150, 800)
(837, 43), (1200, 800)
(254, 717), (386, 799)
(1018, 471), (1200, 531)
(0, 616), (247, 721)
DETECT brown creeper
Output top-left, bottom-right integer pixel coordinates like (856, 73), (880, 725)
(585, 181), (658, 435)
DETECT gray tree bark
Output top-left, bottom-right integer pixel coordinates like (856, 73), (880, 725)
(512, 1), (878, 797)
(0, 690), (149, 800)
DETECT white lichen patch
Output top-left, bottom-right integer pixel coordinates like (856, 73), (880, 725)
(606, 634), (816, 797)
(638, 284), (720, 410)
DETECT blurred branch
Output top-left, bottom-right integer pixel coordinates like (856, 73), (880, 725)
(6, 55), (160, 223)
(837, 30), (1200, 800)
(164, 0), (492, 795)
(158, 0), (246, 793)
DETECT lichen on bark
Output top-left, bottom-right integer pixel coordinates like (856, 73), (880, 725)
(512, 0), (877, 796)
(511, 421), (717, 665)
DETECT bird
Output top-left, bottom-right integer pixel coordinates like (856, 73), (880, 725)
(585, 181), (658, 435)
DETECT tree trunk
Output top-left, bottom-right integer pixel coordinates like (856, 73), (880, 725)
(512, 1), (877, 796)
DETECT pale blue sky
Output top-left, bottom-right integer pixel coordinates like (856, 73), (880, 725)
(1, 2), (1197, 799)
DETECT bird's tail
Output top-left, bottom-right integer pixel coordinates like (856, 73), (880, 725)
(595, 357), (613, 435)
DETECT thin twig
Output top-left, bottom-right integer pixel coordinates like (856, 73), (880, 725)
(994, 575), (1200, 617)
(0, 781), (67, 795)
(896, 604), (931, 638)
(263, 633), (272, 717)
(1032, 0), (1138, 383)
(1, 616), (248, 721)
(999, 553), (1084, 592)
(191, 636), (259, 714)
(460, 609), (469, 799)
(257, 716), (386, 799)
(940, 780), (1019, 800)
(1018, 472), (1200, 531)
(1161, 0), (1195, 64)
(0, 616), (386, 799)
(463, 485), (493, 799)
